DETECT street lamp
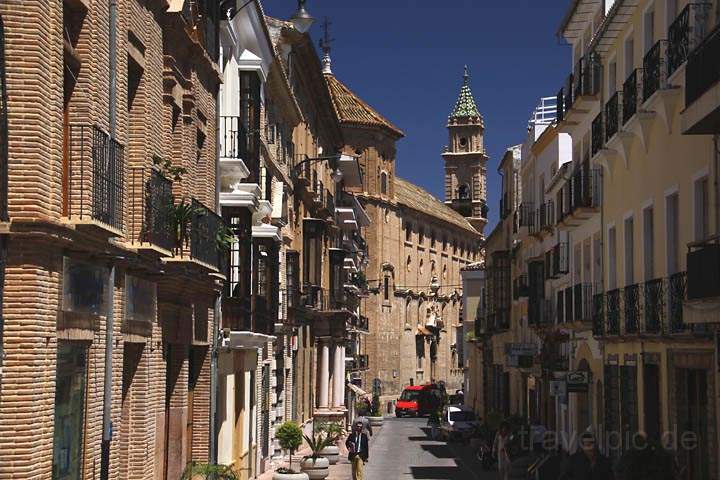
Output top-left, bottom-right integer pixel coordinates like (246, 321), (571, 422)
(291, 154), (345, 182)
(290, 0), (315, 33)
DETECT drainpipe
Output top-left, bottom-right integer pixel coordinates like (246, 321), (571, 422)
(0, 14), (8, 402)
(209, 26), (225, 466)
(100, 0), (118, 477)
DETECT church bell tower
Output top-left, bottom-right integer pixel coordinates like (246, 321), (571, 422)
(442, 66), (488, 234)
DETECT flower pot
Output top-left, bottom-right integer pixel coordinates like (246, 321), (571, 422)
(367, 415), (384, 428)
(319, 445), (340, 465)
(300, 457), (330, 480)
(272, 471), (309, 480)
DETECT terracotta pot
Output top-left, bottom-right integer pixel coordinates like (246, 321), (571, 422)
(272, 471), (309, 480)
(319, 445), (340, 465)
(300, 456), (330, 480)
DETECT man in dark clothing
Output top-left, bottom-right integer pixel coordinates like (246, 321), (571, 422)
(346, 421), (370, 480)
(561, 432), (615, 480)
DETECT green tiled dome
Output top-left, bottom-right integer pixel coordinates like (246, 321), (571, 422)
(449, 66), (481, 120)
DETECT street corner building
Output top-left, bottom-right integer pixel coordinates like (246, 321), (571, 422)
(322, 64), (486, 410)
(0, 0), (223, 478)
(462, 1), (720, 479)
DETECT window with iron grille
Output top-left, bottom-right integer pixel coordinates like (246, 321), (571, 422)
(286, 251), (300, 308)
(240, 71), (261, 180)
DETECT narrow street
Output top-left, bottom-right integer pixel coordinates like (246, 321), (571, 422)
(364, 417), (500, 480)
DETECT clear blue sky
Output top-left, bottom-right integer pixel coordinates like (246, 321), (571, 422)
(270, 1), (571, 231)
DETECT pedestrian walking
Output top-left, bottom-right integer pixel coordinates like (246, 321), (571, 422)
(346, 421), (370, 480)
(493, 421), (512, 480)
(560, 432), (614, 480)
(353, 411), (373, 437)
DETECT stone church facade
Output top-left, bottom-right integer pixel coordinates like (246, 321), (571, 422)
(324, 63), (488, 408)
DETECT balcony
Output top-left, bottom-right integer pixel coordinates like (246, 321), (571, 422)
(643, 40), (669, 102)
(179, 198), (224, 270)
(644, 278), (664, 333)
(622, 69), (641, 125)
(623, 284), (640, 334)
(559, 54), (601, 126)
(684, 21), (720, 134)
(668, 3), (712, 77)
(127, 168), (174, 254)
(606, 289), (621, 335)
(592, 292), (604, 336)
(222, 297), (252, 332)
(64, 124), (124, 236)
(605, 91), (620, 141)
(219, 116), (260, 209)
(591, 112), (604, 157)
(350, 314), (369, 333)
(550, 242), (569, 278)
(538, 201), (554, 232)
(574, 283), (594, 323)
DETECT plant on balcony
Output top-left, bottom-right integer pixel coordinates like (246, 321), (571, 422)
(180, 462), (237, 480)
(275, 421), (304, 474)
(170, 198), (197, 253)
(216, 222), (234, 250)
(153, 154), (187, 182)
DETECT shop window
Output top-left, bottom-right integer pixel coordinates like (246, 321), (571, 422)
(52, 341), (89, 480)
(62, 258), (110, 316)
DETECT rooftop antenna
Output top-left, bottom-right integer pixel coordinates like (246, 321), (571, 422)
(319, 17), (334, 74)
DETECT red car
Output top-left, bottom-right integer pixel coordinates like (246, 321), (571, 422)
(395, 384), (444, 417)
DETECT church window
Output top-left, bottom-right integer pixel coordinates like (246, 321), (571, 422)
(430, 231), (436, 249)
(383, 275), (390, 301)
(419, 259), (424, 274)
(443, 264), (448, 280)
(458, 184), (470, 200)
(405, 222), (412, 242)
(384, 208), (390, 223)
(380, 171), (388, 195)
(418, 228), (425, 245)
(459, 137), (468, 148)
(406, 256), (412, 272)
(431, 260), (437, 275)
(443, 236), (448, 251)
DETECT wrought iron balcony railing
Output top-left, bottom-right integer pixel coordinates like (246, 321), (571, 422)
(190, 198), (224, 269)
(606, 289), (621, 335)
(551, 242), (569, 277)
(222, 296), (252, 332)
(538, 201), (555, 230)
(592, 292), (604, 336)
(128, 168), (174, 252)
(564, 73), (574, 112)
(556, 87), (565, 122)
(591, 112), (604, 156)
(219, 116), (259, 181)
(65, 124), (125, 232)
(574, 54), (602, 99)
(624, 284), (641, 334)
(643, 278), (664, 333)
(519, 203), (535, 228)
(605, 91), (621, 141)
(643, 40), (668, 102)
(668, 3), (712, 76)
(622, 69), (641, 124)
(668, 271), (687, 333)
(686, 20), (720, 106)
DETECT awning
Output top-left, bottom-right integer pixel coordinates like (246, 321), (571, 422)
(347, 383), (370, 398)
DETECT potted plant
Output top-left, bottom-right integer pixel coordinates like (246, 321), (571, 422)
(274, 422), (308, 480)
(300, 432), (330, 480)
(316, 422), (344, 465)
(367, 394), (384, 427)
(181, 462), (238, 480)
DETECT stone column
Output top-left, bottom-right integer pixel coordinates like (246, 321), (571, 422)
(333, 342), (345, 408)
(319, 339), (330, 408)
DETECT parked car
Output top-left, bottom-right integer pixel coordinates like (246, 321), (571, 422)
(439, 405), (479, 441)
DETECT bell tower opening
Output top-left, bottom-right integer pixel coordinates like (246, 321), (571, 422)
(442, 66), (488, 235)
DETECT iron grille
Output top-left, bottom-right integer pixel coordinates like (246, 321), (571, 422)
(564, 74), (574, 111)
(129, 168), (174, 251)
(66, 125), (125, 231)
(643, 278), (664, 333)
(686, 21), (720, 106)
(556, 87), (564, 122)
(605, 91), (620, 140)
(591, 112), (604, 156)
(622, 69), (640, 124)
(668, 4), (691, 75)
(592, 293), (604, 336)
(643, 40), (667, 102)
(606, 289), (621, 335)
(624, 284), (640, 334)
(190, 198), (223, 268)
(667, 271), (687, 332)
